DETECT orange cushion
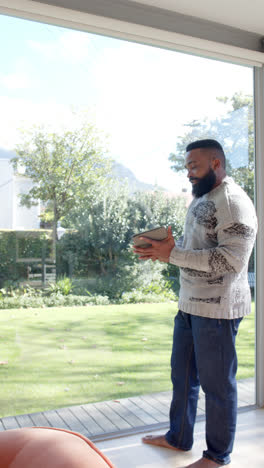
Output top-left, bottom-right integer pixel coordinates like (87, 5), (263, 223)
(0, 427), (116, 468)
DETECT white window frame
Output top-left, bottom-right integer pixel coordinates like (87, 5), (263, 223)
(0, 0), (263, 408)
(254, 66), (264, 408)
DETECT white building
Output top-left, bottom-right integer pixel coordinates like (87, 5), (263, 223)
(0, 148), (40, 230)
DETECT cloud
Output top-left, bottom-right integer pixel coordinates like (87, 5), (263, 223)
(28, 30), (93, 63)
(0, 96), (81, 150)
(0, 72), (30, 90)
(0, 56), (34, 90)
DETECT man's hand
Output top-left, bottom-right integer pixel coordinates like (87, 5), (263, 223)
(133, 226), (175, 263)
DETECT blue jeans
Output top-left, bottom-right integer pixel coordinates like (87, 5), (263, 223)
(165, 310), (242, 466)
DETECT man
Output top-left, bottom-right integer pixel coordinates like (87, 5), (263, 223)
(133, 139), (257, 468)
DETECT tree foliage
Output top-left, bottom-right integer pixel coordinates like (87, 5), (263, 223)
(12, 117), (112, 235)
(62, 182), (187, 276)
(169, 92), (254, 201)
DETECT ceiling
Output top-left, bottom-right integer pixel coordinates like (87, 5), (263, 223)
(128, 0), (264, 35)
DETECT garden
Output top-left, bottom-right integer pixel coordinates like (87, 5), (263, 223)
(0, 302), (255, 418)
(0, 99), (256, 418)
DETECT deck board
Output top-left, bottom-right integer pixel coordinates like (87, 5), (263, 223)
(0, 378), (254, 440)
(116, 398), (158, 425)
(55, 407), (88, 434)
(102, 400), (144, 428)
(139, 394), (170, 417)
(81, 403), (118, 433)
(43, 410), (70, 430)
(1, 416), (20, 430)
(16, 414), (35, 428)
(69, 405), (103, 436)
(94, 401), (132, 431)
(29, 412), (51, 427)
(128, 396), (168, 423)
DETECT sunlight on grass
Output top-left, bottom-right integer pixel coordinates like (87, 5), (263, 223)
(0, 303), (255, 418)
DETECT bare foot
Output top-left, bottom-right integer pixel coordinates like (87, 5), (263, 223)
(141, 434), (184, 451)
(178, 457), (230, 467)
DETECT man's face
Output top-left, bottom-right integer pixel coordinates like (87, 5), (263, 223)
(185, 149), (217, 198)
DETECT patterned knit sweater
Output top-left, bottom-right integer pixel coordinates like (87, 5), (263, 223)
(169, 176), (257, 319)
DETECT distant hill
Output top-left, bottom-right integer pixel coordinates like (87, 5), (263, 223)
(0, 148), (16, 159)
(112, 162), (166, 193)
(0, 148), (165, 193)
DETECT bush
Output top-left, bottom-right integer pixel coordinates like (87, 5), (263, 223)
(0, 256), (178, 309)
(0, 292), (110, 309)
(74, 256), (178, 300)
(46, 276), (73, 296)
(119, 289), (177, 304)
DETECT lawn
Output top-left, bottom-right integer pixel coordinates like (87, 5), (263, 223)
(0, 303), (255, 418)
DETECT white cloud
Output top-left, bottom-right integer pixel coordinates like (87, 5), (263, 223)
(0, 96), (82, 150)
(28, 30), (93, 63)
(0, 71), (31, 90)
(91, 42), (253, 185)
(0, 36), (253, 191)
(0, 58), (33, 90)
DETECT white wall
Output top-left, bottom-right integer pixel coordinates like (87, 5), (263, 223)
(0, 159), (40, 229)
(14, 175), (41, 229)
(0, 159), (14, 229)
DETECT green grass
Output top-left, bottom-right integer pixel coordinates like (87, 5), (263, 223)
(0, 303), (255, 418)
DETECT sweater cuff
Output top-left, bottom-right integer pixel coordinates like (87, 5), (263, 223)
(169, 246), (185, 266)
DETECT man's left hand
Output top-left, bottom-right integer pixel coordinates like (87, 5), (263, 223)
(133, 226), (175, 263)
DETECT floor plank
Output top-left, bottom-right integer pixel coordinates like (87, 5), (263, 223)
(29, 412), (51, 427)
(1, 417), (20, 430)
(117, 398), (158, 426)
(105, 400), (145, 428)
(128, 396), (168, 423)
(55, 407), (88, 434)
(16, 414), (35, 428)
(43, 410), (70, 430)
(67, 405), (102, 436)
(139, 394), (169, 417)
(94, 401), (132, 431)
(0, 378), (255, 439)
(81, 403), (118, 433)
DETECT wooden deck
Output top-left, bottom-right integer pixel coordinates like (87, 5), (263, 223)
(0, 378), (255, 442)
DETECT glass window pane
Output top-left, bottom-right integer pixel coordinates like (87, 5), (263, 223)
(0, 14), (255, 424)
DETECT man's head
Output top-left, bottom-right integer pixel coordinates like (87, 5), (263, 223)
(185, 139), (226, 198)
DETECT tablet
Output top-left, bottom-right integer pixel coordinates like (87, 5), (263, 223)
(132, 226), (168, 248)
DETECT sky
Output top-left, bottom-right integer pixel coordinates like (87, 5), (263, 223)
(0, 14), (254, 192)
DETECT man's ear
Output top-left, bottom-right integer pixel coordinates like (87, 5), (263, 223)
(212, 158), (221, 170)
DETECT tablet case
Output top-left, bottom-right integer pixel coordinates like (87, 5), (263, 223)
(132, 226), (168, 248)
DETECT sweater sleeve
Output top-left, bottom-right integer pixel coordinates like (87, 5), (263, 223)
(169, 221), (257, 274)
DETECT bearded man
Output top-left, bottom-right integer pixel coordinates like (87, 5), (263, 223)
(133, 139), (257, 467)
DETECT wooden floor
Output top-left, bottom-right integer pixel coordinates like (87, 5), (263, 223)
(0, 378), (255, 442)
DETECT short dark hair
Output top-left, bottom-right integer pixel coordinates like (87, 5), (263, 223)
(186, 139), (226, 169)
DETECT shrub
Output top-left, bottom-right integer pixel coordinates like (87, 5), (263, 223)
(46, 276), (73, 296)
(0, 292), (110, 309)
(119, 289), (177, 304)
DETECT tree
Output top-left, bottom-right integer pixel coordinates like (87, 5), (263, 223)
(64, 180), (132, 275)
(12, 117), (112, 266)
(169, 92), (254, 201)
(60, 184), (187, 296)
(130, 190), (187, 240)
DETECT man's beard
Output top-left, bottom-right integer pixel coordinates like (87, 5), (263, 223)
(191, 168), (217, 198)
